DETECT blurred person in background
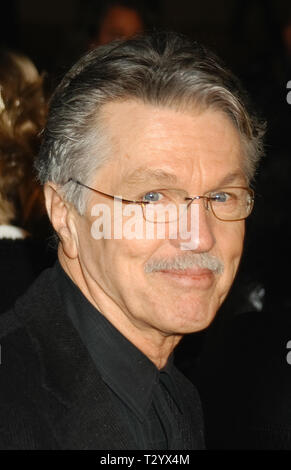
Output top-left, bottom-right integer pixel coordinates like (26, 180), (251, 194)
(54, 0), (158, 88)
(0, 50), (54, 313)
(87, 0), (147, 48)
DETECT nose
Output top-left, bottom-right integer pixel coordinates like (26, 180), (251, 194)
(170, 198), (216, 252)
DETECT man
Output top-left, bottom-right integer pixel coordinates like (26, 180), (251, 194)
(0, 32), (264, 449)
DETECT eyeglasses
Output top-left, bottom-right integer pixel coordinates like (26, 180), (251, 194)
(67, 178), (254, 222)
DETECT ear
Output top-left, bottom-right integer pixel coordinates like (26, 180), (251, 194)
(44, 183), (78, 259)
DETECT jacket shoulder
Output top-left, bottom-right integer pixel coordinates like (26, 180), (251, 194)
(0, 266), (61, 449)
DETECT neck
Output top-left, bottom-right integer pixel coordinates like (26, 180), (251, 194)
(59, 248), (182, 369)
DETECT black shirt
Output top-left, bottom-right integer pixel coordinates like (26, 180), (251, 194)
(57, 262), (202, 450)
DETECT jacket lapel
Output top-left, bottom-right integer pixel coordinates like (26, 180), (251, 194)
(14, 266), (136, 449)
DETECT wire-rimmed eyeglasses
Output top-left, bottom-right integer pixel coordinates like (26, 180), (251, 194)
(67, 178), (254, 222)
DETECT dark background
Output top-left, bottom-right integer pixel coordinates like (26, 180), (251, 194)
(1, 0), (290, 75)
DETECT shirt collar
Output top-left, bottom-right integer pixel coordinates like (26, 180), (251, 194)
(56, 261), (182, 422)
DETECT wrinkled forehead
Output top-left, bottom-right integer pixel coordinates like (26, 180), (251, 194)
(94, 99), (246, 190)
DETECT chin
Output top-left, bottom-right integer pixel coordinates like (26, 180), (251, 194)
(178, 316), (215, 334)
(161, 301), (218, 335)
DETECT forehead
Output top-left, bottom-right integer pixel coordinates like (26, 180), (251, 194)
(97, 99), (245, 189)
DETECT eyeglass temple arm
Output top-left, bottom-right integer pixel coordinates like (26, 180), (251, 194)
(67, 178), (150, 205)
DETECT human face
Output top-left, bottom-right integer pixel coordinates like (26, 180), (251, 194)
(95, 6), (144, 46)
(74, 100), (246, 336)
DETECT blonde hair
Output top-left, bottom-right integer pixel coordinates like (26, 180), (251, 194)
(0, 50), (47, 228)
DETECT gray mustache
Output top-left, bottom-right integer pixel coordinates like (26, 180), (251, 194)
(144, 252), (224, 275)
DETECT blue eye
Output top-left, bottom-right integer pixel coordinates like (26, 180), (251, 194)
(211, 192), (229, 203)
(143, 191), (163, 203)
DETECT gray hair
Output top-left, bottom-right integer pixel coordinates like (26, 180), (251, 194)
(35, 31), (265, 214)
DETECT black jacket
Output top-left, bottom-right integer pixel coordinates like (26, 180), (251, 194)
(0, 265), (204, 450)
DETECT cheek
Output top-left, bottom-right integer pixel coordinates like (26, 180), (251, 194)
(76, 218), (104, 270)
(109, 238), (163, 269)
(217, 221), (245, 284)
(94, 238), (163, 306)
(79, 204), (164, 278)
(109, 213), (168, 263)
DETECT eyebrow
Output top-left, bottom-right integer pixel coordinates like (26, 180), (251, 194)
(124, 168), (178, 187)
(216, 171), (246, 187)
(122, 167), (246, 195)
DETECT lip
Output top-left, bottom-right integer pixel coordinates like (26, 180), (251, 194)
(157, 268), (215, 288)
